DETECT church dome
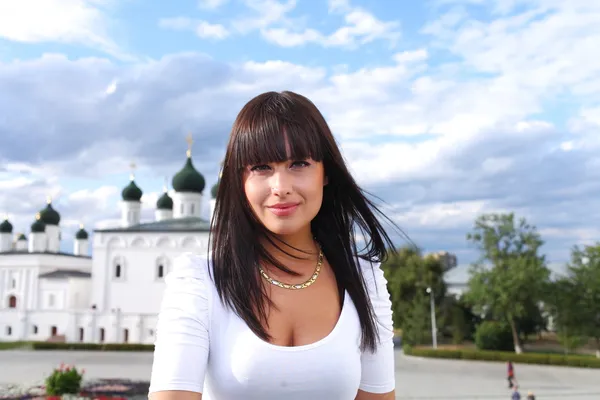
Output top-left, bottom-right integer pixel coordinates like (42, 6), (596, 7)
(172, 157), (205, 193)
(39, 200), (61, 225)
(122, 180), (143, 202)
(75, 225), (89, 240)
(31, 214), (46, 233)
(157, 191), (173, 210)
(0, 219), (13, 233)
(17, 233), (27, 241)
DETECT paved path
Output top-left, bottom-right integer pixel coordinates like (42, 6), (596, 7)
(1, 349), (599, 398)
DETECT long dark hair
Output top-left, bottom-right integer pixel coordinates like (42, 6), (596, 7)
(210, 91), (398, 352)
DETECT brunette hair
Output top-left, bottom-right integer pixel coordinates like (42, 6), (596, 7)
(210, 91), (398, 352)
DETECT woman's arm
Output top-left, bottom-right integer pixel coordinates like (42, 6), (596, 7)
(355, 389), (395, 400)
(150, 390), (202, 400)
(148, 254), (211, 400)
(357, 260), (396, 398)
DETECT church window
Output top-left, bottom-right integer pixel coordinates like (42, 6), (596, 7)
(99, 327), (105, 342)
(6, 326), (12, 336)
(191, 203), (195, 214)
(157, 264), (164, 278)
(11, 278), (16, 289)
(33, 325), (38, 334)
(180, 203), (184, 214)
(115, 264), (121, 278)
(8, 295), (17, 308)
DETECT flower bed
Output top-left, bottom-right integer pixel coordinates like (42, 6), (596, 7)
(0, 379), (150, 400)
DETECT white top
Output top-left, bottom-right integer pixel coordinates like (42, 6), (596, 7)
(148, 253), (395, 400)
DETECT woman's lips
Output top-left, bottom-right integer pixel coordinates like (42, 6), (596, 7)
(267, 203), (299, 217)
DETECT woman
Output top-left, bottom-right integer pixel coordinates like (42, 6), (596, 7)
(148, 91), (397, 399)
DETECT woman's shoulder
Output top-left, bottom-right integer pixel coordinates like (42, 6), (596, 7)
(355, 256), (389, 298)
(165, 252), (215, 294)
(169, 252), (213, 277)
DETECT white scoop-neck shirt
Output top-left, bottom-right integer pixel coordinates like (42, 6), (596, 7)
(148, 253), (395, 400)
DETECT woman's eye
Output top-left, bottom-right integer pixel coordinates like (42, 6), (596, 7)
(291, 161), (310, 168)
(250, 164), (271, 172)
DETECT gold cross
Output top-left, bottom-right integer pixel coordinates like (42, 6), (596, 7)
(186, 132), (194, 157)
(130, 162), (136, 180)
(46, 195), (52, 204)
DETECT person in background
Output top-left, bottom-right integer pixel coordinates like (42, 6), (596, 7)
(507, 361), (516, 388)
(526, 390), (535, 400)
(512, 385), (521, 400)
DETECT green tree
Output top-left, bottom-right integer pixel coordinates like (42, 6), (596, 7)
(464, 213), (551, 353)
(381, 246), (446, 346)
(545, 277), (584, 354)
(567, 244), (600, 357)
(438, 294), (480, 344)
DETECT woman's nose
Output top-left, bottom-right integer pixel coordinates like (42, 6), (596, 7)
(269, 171), (292, 196)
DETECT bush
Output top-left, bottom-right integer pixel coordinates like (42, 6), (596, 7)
(45, 363), (84, 396)
(475, 321), (514, 351)
(403, 346), (600, 368)
(0, 341), (33, 350)
(31, 342), (154, 351)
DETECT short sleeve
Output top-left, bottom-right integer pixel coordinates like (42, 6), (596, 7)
(148, 253), (211, 395)
(358, 260), (395, 393)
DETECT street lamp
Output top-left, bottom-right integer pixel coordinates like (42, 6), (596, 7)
(426, 287), (438, 349)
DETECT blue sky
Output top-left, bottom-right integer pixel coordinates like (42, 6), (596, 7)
(1, 0), (600, 282)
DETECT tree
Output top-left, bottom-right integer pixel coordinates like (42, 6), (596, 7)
(438, 294), (480, 344)
(545, 277), (585, 354)
(515, 298), (547, 342)
(381, 246), (446, 346)
(567, 244), (600, 357)
(464, 213), (551, 353)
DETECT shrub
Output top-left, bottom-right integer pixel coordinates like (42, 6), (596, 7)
(31, 342), (154, 351)
(403, 346), (600, 368)
(45, 363), (84, 396)
(475, 321), (514, 351)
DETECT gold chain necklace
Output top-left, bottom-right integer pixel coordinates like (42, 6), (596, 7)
(259, 247), (324, 290)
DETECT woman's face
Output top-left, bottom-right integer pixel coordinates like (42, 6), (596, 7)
(243, 157), (326, 238)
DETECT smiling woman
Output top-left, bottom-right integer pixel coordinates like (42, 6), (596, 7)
(148, 91), (397, 400)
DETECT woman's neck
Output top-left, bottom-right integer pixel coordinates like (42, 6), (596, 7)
(261, 229), (319, 272)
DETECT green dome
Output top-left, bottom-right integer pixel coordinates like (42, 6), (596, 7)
(39, 202), (60, 225)
(17, 233), (27, 241)
(31, 215), (46, 233)
(75, 227), (89, 240)
(122, 180), (143, 202)
(0, 219), (13, 233)
(157, 192), (173, 210)
(211, 181), (219, 199)
(172, 157), (205, 193)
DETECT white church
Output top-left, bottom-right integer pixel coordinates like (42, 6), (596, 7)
(0, 141), (219, 344)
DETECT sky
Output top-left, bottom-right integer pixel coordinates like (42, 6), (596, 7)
(0, 0), (599, 283)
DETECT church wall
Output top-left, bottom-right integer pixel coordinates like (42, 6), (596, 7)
(0, 266), (38, 311)
(67, 278), (92, 309)
(97, 232), (210, 314)
(0, 308), (158, 344)
(38, 279), (68, 310)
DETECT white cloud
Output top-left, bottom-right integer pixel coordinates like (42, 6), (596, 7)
(196, 21), (230, 39)
(159, 18), (230, 40)
(260, 0), (401, 48)
(162, 0), (400, 48)
(198, 0), (228, 9)
(0, 0), (131, 60)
